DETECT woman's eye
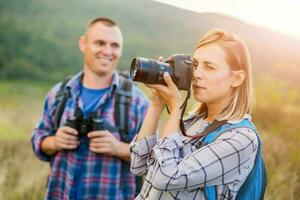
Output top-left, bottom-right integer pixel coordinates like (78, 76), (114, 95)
(205, 64), (215, 70)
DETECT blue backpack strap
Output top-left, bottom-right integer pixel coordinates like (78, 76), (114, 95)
(235, 129), (267, 200)
(202, 119), (266, 200)
(202, 119), (256, 144)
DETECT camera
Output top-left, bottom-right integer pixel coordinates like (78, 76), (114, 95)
(130, 54), (194, 90)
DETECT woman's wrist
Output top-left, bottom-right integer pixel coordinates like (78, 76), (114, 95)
(169, 105), (182, 115)
(150, 102), (165, 114)
(136, 104), (162, 142)
(160, 108), (182, 138)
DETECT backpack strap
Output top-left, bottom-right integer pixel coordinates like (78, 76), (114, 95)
(203, 120), (255, 143)
(53, 73), (143, 195)
(201, 119), (266, 200)
(53, 76), (72, 133)
(114, 75), (133, 142)
(114, 74), (144, 195)
(235, 132), (267, 200)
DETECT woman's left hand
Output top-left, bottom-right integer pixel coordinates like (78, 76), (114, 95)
(146, 72), (182, 112)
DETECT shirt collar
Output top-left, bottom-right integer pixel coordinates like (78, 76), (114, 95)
(184, 113), (252, 125)
(227, 114), (251, 124)
(65, 71), (120, 98)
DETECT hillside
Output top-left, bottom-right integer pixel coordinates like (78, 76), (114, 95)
(1, 1), (300, 199)
(0, 0), (299, 83)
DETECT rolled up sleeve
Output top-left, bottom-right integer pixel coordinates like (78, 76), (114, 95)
(130, 134), (157, 176)
(148, 129), (258, 192)
(152, 132), (183, 167)
(31, 88), (57, 162)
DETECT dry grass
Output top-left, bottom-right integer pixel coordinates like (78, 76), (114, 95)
(0, 79), (299, 200)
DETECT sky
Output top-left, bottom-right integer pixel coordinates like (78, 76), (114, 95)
(153, 0), (300, 40)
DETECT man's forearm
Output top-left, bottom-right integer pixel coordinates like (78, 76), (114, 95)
(116, 142), (131, 162)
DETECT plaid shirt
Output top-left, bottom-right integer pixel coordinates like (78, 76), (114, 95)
(31, 71), (149, 200)
(130, 115), (259, 200)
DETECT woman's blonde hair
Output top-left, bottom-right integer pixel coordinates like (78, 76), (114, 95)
(193, 29), (253, 121)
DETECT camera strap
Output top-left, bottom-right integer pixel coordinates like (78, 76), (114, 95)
(179, 89), (191, 137)
(178, 91), (228, 139)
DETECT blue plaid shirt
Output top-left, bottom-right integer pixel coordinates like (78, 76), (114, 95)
(31, 71), (149, 200)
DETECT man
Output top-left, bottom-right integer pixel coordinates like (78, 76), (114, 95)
(31, 17), (149, 200)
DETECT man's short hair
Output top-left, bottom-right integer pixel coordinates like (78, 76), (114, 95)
(88, 17), (117, 28)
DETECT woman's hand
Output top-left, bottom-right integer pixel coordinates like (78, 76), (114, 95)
(142, 56), (184, 139)
(146, 72), (182, 113)
(144, 56), (183, 113)
(150, 73), (183, 138)
(148, 88), (165, 112)
(144, 56), (166, 113)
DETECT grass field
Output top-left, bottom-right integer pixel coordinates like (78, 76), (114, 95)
(0, 79), (299, 200)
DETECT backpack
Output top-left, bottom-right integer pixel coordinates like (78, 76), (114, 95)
(201, 119), (267, 200)
(52, 73), (143, 196)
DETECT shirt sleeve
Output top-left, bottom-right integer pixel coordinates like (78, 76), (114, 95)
(31, 85), (58, 162)
(130, 134), (157, 176)
(148, 128), (258, 191)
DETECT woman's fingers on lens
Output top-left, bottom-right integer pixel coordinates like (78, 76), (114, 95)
(158, 56), (164, 61)
(163, 72), (175, 88)
(164, 55), (175, 63)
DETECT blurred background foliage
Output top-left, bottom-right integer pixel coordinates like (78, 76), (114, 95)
(0, 0), (299, 199)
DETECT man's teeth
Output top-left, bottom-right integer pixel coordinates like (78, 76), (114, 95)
(98, 58), (111, 61)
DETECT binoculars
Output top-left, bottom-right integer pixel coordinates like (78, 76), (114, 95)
(65, 116), (104, 139)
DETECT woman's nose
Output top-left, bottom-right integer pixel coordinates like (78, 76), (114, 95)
(193, 66), (203, 80)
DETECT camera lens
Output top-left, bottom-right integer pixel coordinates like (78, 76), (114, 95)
(130, 58), (140, 81)
(130, 55), (193, 91)
(130, 57), (173, 85)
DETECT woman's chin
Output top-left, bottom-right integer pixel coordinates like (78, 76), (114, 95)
(193, 95), (208, 103)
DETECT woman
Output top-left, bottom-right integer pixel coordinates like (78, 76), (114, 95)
(130, 29), (266, 200)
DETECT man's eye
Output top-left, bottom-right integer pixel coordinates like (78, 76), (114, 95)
(111, 44), (119, 48)
(95, 41), (104, 46)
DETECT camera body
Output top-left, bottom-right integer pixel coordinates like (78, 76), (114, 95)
(130, 54), (194, 90)
(65, 116), (104, 139)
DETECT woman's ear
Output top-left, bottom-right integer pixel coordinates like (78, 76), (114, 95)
(231, 70), (245, 87)
(79, 36), (86, 53)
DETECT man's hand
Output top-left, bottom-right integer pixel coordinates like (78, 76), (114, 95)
(88, 130), (130, 161)
(54, 126), (79, 151)
(41, 126), (79, 155)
